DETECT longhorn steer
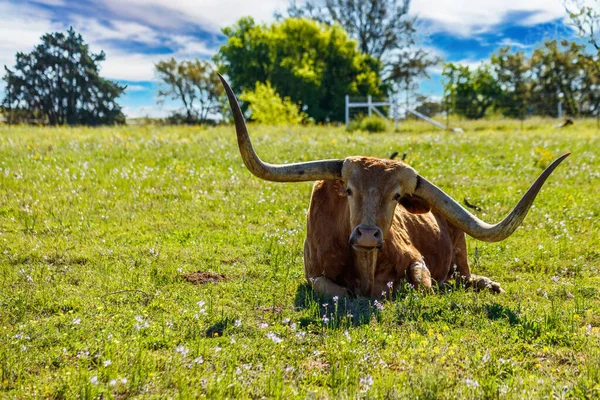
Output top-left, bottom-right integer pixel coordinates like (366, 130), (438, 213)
(219, 75), (569, 298)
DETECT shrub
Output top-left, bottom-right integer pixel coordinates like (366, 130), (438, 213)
(347, 115), (388, 133)
(240, 81), (307, 125)
(360, 116), (388, 132)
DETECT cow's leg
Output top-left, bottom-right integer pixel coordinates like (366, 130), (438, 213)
(463, 274), (505, 293)
(406, 261), (433, 291)
(310, 276), (351, 298)
(452, 233), (504, 294)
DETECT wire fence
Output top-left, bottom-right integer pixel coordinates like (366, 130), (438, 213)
(346, 94), (600, 131)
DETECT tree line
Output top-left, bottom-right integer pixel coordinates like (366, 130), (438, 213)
(1, 0), (598, 125)
(443, 40), (600, 119)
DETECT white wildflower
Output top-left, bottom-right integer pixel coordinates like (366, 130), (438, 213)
(90, 376), (98, 385)
(360, 375), (374, 390)
(465, 378), (479, 388)
(267, 331), (283, 343)
(482, 350), (490, 363)
(175, 345), (189, 357)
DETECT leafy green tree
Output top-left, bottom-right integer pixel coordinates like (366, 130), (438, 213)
(2, 28), (125, 125)
(442, 63), (501, 119)
(214, 17), (384, 122)
(528, 40), (595, 117)
(240, 81), (307, 125)
(155, 58), (223, 124)
(284, 0), (437, 97)
(491, 47), (531, 119)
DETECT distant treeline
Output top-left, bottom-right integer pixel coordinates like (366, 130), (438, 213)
(1, 0), (598, 125)
(442, 40), (600, 120)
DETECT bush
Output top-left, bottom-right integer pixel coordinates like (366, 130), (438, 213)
(361, 116), (388, 132)
(240, 81), (307, 125)
(347, 115), (388, 133)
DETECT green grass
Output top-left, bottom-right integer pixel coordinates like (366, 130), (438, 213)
(0, 120), (599, 399)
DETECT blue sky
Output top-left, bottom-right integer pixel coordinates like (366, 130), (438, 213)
(0, 0), (581, 117)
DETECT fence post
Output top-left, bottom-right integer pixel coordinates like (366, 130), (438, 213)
(557, 101), (563, 119)
(367, 95), (372, 117)
(393, 97), (399, 131)
(392, 97), (400, 131)
(345, 95), (349, 130)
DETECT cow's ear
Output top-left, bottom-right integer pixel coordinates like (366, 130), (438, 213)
(400, 195), (431, 214)
(333, 180), (347, 197)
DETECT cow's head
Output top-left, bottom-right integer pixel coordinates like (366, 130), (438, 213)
(340, 157), (429, 251)
(219, 74), (570, 296)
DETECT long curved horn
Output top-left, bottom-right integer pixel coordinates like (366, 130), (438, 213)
(218, 74), (343, 182)
(414, 153), (570, 242)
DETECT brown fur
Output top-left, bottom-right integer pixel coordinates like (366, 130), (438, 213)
(304, 157), (502, 298)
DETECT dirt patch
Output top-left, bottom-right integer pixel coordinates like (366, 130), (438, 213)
(182, 271), (227, 285)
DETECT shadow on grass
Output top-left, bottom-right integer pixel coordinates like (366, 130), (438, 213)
(294, 283), (382, 328)
(294, 282), (526, 331)
(484, 303), (520, 325)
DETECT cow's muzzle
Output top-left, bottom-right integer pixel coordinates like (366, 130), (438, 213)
(349, 224), (383, 249)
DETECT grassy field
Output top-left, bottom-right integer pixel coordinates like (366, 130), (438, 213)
(0, 119), (599, 399)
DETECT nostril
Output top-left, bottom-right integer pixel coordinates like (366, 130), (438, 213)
(356, 229), (362, 237)
(374, 231), (380, 238)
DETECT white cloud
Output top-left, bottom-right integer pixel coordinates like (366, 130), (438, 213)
(124, 84), (148, 92)
(97, 51), (161, 81)
(498, 39), (534, 49)
(0, 2), (217, 83)
(71, 16), (162, 45)
(412, 0), (568, 36)
(122, 105), (174, 119)
(0, 3), (62, 71)
(100, 0), (288, 32)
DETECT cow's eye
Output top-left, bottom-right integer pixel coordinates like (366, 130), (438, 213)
(346, 188), (352, 196)
(393, 193), (402, 201)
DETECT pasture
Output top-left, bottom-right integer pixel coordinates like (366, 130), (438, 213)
(0, 120), (599, 399)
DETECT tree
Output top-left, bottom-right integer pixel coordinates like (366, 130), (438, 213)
(155, 58), (223, 124)
(2, 27), (125, 126)
(240, 81), (307, 125)
(414, 95), (442, 116)
(285, 0), (415, 62)
(564, 0), (600, 52)
(491, 47), (531, 119)
(529, 40), (593, 117)
(389, 49), (440, 111)
(442, 63), (501, 119)
(214, 17), (384, 122)
(284, 1), (437, 102)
